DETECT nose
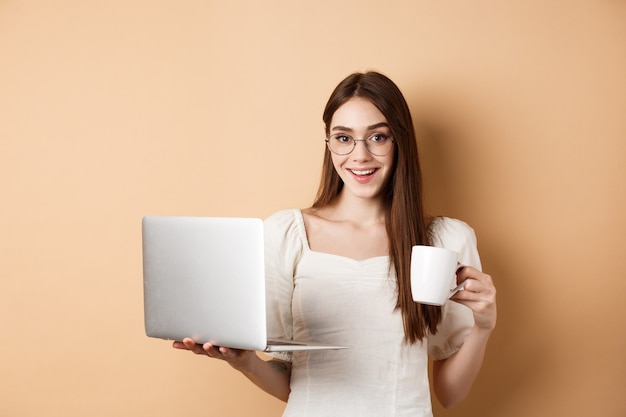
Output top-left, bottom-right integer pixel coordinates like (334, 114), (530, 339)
(351, 140), (372, 160)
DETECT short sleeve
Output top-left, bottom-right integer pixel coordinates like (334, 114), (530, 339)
(427, 217), (481, 360)
(264, 210), (306, 362)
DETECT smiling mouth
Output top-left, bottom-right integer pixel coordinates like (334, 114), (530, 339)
(349, 168), (376, 176)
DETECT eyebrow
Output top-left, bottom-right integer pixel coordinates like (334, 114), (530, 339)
(331, 122), (390, 132)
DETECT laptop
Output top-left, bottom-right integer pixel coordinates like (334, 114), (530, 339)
(142, 216), (347, 352)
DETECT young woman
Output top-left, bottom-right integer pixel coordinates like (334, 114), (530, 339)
(174, 71), (497, 416)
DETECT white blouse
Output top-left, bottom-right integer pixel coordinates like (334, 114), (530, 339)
(264, 209), (480, 417)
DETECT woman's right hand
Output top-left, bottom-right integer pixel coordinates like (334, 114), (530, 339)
(172, 338), (258, 372)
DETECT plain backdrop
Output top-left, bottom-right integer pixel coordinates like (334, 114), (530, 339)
(1, 1), (625, 416)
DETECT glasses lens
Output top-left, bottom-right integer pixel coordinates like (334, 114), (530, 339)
(327, 134), (354, 155)
(365, 134), (393, 156)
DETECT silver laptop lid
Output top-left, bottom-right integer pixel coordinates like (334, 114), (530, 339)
(142, 216), (267, 351)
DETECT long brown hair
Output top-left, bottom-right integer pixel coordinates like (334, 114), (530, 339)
(312, 71), (441, 344)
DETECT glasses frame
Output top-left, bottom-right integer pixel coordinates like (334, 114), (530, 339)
(325, 133), (395, 156)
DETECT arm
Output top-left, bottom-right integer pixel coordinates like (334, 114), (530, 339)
(173, 338), (292, 402)
(432, 266), (497, 408)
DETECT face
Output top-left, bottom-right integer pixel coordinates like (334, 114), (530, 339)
(327, 97), (395, 201)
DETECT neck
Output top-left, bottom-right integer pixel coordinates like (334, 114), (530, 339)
(326, 191), (386, 225)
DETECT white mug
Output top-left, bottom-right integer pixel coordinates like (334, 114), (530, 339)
(410, 245), (464, 306)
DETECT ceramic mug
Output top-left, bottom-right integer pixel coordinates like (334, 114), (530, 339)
(410, 245), (465, 306)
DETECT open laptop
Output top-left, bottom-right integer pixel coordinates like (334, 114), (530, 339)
(142, 216), (347, 352)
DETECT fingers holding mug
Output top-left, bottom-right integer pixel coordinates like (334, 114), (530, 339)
(451, 266), (497, 331)
(454, 266), (495, 296)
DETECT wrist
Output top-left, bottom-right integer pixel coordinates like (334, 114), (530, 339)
(469, 324), (494, 342)
(228, 350), (261, 374)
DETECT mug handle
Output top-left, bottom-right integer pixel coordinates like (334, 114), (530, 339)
(449, 264), (468, 298)
(449, 279), (467, 297)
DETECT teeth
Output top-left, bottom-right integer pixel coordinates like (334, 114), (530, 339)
(351, 169), (375, 175)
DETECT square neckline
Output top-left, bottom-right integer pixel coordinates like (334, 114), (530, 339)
(293, 209), (390, 265)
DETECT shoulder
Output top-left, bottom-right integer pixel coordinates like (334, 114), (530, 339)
(264, 209), (306, 247)
(429, 217), (481, 268)
(264, 209), (302, 232)
(264, 209), (308, 270)
(430, 217), (476, 243)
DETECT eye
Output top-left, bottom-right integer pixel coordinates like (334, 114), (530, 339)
(333, 134), (353, 144)
(368, 133), (390, 143)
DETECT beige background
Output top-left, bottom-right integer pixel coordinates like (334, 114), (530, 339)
(1, 1), (625, 416)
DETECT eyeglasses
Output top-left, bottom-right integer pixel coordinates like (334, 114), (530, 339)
(325, 133), (395, 156)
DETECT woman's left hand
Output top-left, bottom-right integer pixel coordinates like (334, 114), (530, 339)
(450, 266), (497, 332)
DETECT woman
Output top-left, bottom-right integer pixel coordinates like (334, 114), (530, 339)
(174, 71), (497, 416)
